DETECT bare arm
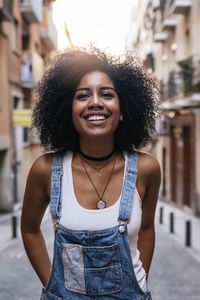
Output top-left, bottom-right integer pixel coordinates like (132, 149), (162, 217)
(21, 154), (52, 287)
(137, 153), (161, 278)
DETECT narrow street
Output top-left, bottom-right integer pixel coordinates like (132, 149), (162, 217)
(0, 214), (54, 300)
(149, 227), (200, 300)
(0, 215), (199, 300)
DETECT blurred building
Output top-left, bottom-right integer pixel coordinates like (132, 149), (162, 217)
(126, 0), (200, 253)
(0, 0), (57, 212)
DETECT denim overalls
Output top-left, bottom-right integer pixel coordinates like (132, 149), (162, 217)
(40, 151), (152, 300)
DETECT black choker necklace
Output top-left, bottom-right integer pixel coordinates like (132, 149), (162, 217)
(79, 149), (115, 161)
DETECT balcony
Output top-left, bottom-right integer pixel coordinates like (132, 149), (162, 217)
(163, 19), (177, 30)
(168, 71), (185, 99)
(0, 0), (13, 21)
(21, 51), (44, 89)
(161, 63), (200, 102)
(20, 0), (42, 23)
(154, 32), (168, 42)
(40, 8), (57, 51)
(170, 0), (192, 15)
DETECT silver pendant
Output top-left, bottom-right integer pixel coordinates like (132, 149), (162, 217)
(96, 169), (102, 176)
(96, 199), (106, 209)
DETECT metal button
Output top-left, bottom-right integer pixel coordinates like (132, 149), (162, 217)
(118, 225), (125, 233)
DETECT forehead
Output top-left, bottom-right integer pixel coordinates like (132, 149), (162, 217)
(76, 71), (114, 88)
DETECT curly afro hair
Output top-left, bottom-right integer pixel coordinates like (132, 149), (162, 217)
(32, 46), (160, 152)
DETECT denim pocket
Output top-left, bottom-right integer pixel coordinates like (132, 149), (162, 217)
(62, 243), (86, 294)
(62, 243), (122, 296)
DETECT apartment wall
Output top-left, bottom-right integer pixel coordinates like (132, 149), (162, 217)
(0, 18), (13, 211)
(0, 24), (10, 139)
(190, 0), (200, 57)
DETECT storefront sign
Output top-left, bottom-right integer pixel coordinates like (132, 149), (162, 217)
(13, 109), (32, 127)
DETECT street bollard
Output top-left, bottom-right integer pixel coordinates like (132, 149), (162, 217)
(185, 220), (191, 247)
(12, 215), (17, 238)
(169, 212), (174, 233)
(159, 206), (163, 224)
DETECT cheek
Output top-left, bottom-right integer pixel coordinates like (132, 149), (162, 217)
(108, 99), (121, 117)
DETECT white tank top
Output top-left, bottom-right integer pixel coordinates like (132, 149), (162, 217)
(59, 152), (147, 292)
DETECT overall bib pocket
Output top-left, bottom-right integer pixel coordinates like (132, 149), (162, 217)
(62, 243), (123, 296)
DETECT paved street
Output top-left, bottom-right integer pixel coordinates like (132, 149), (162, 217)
(0, 212), (54, 300)
(0, 215), (199, 300)
(149, 227), (200, 300)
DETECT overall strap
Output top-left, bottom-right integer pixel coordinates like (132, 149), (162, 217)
(118, 151), (138, 222)
(50, 151), (64, 221)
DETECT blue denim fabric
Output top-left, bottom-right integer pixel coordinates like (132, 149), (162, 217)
(40, 151), (152, 300)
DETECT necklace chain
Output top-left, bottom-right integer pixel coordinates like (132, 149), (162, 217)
(79, 153), (116, 207)
(80, 155), (115, 176)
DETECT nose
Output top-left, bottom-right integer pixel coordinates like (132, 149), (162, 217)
(88, 93), (103, 110)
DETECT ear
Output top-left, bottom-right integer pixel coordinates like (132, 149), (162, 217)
(120, 114), (123, 121)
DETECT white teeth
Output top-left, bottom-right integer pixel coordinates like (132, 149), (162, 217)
(87, 115), (106, 121)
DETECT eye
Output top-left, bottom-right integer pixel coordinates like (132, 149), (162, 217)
(102, 92), (114, 99)
(76, 94), (89, 100)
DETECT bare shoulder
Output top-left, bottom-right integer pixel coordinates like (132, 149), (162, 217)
(138, 151), (160, 173)
(30, 152), (53, 173)
(22, 152), (54, 230)
(137, 151), (161, 186)
(28, 152), (54, 186)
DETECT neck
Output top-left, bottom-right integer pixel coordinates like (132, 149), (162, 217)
(79, 137), (115, 159)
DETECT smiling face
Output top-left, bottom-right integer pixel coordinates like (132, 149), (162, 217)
(72, 71), (121, 142)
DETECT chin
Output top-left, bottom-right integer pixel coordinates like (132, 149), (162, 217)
(81, 130), (114, 139)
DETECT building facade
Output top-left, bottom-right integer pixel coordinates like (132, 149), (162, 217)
(0, 0), (57, 212)
(126, 0), (200, 253)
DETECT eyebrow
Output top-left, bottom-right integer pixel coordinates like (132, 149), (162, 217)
(75, 86), (116, 92)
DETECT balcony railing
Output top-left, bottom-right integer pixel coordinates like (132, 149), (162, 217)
(21, 51), (44, 89)
(160, 56), (200, 101)
(168, 71), (186, 98)
(40, 7), (57, 51)
(0, 0), (13, 21)
(161, 72), (200, 101)
(20, 0), (42, 23)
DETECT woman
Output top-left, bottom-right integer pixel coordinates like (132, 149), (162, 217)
(21, 47), (161, 300)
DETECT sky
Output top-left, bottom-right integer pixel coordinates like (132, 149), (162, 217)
(52, 0), (134, 54)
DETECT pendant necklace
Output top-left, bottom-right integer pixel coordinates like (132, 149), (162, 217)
(79, 153), (116, 209)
